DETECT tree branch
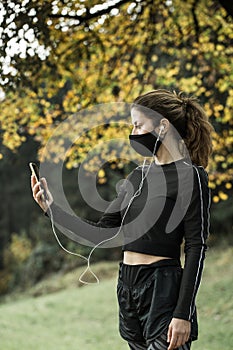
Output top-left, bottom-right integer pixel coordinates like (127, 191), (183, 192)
(48, 0), (132, 24)
(191, 0), (200, 43)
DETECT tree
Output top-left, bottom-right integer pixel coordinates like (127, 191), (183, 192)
(0, 0), (232, 292)
(0, 0), (232, 198)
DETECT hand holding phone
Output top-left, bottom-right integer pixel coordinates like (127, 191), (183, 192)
(29, 162), (53, 212)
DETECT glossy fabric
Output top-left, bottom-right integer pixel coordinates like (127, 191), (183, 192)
(128, 332), (191, 350)
(117, 259), (197, 345)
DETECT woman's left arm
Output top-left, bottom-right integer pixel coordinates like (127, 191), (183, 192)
(167, 165), (211, 350)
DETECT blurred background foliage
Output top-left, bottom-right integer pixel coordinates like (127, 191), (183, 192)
(0, 0), (232, 295)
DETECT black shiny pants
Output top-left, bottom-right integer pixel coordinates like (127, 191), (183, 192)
(128, 331), (191, 349)
(117, 259), (196, 349)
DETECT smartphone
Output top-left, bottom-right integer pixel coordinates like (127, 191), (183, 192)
(29, 162), (48, 201)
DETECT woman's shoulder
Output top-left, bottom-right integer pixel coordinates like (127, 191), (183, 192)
(191, 163), (209, 183)
(174, 160), (209, 200)
(176, 158), (209, 179)
(183, 163), (209, 198)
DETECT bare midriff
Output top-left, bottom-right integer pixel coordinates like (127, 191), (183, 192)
(123, 251), (173, 265)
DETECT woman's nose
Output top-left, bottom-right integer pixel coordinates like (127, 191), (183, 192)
(131, 127), (138, 135)
(131, 127), (150, 135)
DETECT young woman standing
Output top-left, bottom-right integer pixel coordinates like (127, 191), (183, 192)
(31, 89), (213, 350)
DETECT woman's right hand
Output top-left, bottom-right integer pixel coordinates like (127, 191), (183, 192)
(31, 175), (54, 213)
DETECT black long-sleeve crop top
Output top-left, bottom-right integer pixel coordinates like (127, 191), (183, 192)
(45, 157), (211, 321)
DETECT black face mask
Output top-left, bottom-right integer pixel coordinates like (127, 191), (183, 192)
(129, 130), (162, 157)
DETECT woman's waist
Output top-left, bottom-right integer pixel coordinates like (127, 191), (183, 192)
(122, 240), (181, 261)
(123, 251), (173, 265)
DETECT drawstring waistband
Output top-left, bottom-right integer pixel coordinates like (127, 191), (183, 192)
(118, 258), (181, 287)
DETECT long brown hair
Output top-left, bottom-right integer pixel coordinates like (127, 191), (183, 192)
(132, 89), (214, 168)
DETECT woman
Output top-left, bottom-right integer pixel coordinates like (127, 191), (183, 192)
(31, 89), (213, 350)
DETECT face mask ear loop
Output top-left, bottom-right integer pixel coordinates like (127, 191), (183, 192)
(152, 127), (163, 165)
(139, 128), (162, 188)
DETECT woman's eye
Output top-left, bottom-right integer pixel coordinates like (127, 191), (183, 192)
(132, 124), (142, 131)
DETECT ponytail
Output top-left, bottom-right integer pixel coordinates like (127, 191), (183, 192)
(182, 96), (214, 169)
(133, 89), (214, 168)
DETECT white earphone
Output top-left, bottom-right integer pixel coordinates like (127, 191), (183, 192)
(160, 125), (165, 131)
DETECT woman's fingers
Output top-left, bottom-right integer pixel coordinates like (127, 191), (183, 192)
(168, 334), (185, 350)
(167, 318), (191, 350)
(40, 177), (49, 199)
(40, 177), (47, 188)
(31, 176), (40, 198)
(34, 182), (45, 204)
(32, 179), (41, 199)
(175, 335), (184, 348)
(36, 188), (45, 202)
(167, 325), (172, 343)
(31, 174), (37, 189)
(185, 331), (190, 343)
(40, 177), (53, 205)
(168, 332), (177, 350)
(30, 174), (52, 211)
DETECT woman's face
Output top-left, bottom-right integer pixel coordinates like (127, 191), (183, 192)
(130, 108), (156, 135)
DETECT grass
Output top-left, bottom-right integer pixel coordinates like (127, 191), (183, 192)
(0, 245), (232, 350)
(192, 245), (233, 350)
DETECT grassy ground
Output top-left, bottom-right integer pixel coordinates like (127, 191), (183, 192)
(192, 245), (233, 350)
(0, 245), (232, 350)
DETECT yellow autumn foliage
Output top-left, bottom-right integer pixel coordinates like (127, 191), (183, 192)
(0, 0), (232, 199)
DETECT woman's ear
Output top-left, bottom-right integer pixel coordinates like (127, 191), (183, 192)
(158, 118), (170, 133)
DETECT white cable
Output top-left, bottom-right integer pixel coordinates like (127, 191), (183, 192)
(46, 202), (100, 284)
(45, 128), (162, 285)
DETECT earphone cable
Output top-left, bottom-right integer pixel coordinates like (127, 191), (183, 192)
(45, 128), (162, 284)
